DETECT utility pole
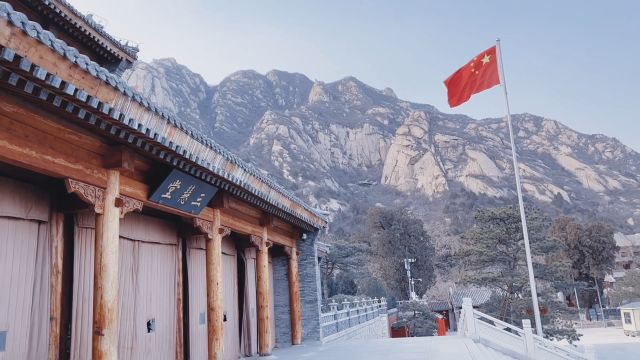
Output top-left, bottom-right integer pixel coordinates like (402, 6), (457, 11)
(403, 247), (417, 300)
(410, 278), (422, 300)
(594, 276), (607, 328)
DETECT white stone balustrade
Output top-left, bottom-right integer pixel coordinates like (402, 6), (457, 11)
(320, 297), (389, 342)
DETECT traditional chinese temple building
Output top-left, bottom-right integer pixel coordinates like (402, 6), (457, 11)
(0, 1), (327, 359)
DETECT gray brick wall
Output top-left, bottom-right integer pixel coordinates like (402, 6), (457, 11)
(298, 231), (323, 341)
(272, 255), (292, 348)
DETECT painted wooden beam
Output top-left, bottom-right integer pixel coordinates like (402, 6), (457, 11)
(0, 97), (307, 245)
(103, 146), (136, 175)
(92, 169), (120, 360)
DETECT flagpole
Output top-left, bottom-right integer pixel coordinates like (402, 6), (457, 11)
(496, 38), (543, 336)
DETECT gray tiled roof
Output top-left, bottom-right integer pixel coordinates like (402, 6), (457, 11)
(427, 300), (451, 312)
(0, 1), (328, 229)
(38, 0), (138, 58)
(620, 302), (640, 309)
(451, 287), (493, 307)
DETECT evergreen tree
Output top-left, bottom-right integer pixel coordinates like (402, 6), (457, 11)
(582, 222), (618, 278)
(360, 207), (435, 299)
(609, 269), (640, 306)
(328, 271), (358, 297)
(319, 234), (367, 299)
(456, 206), (578, 341)
(549, 217), (617, 280)
(397, 300), (438, 336)
(549, 217), (618, 309)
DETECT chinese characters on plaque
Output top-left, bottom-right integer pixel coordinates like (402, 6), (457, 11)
(149, 169), (218, 214)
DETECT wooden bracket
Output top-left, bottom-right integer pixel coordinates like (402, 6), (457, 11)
(65, 178), (105, 213)
(65, 178), (142, 217)
(193, 219), (231, 240)
(249, 235), (262, 250)
(115, 196), (143, 218)
(219, 226), (231, 238)
(249, 235), (272, 251)
(193, 218), (214, 240)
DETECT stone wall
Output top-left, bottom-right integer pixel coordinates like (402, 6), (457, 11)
(298, 230), (323, 341)
(272, 255), (292, 348)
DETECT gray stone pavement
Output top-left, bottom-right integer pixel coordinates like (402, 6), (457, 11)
(573, 327), (640, 359)
(245, 327), (640, 360)
(249, 336), (512, 360)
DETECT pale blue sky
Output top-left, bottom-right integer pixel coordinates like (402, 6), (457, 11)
(71, 0), (640, 150)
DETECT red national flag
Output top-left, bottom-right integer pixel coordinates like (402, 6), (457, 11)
(444, 46), (500, 108)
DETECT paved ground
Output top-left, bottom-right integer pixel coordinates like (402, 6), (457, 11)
(573, 327), (640, 359)
(253, 337), (512, 360)
(251, 327), (640, 360)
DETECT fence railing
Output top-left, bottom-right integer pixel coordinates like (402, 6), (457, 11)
(458, 298), (593, 360)
(320, 297), (388, 338)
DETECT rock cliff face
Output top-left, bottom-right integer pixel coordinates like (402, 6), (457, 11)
(124, 59), (640, 232)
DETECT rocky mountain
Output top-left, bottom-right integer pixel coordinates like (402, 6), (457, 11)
(122, 59), (640, 234)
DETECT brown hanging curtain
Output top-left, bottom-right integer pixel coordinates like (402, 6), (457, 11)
(0, 176), (50, 359)
(240, 247), (257, 357)
(186, 235), (207, 360)
(221, 238), (240, 360)
(70, 212), (179, 360)
(269, 254), (275, 350)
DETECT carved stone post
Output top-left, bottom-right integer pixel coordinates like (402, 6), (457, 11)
(522, 319), (535, 359)
(65, 176), (142, 360)
(194, 210), (230, 360)
(252, 229), (273, 356)
(329, 301), (338, 313)
(462, 297), (477, 340)
(285, 246), (302, 345)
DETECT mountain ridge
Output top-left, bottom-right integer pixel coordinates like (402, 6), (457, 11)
(122, 58), (640, 234)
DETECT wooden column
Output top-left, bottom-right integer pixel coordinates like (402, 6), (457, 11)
(254, 228), (273, 356)
(92, 169), (120, 360)
(48, 212), (64, 359)
(64, 177), (142, 359)
(285, 247), (302, 345)
(195, 209), (228, 360)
